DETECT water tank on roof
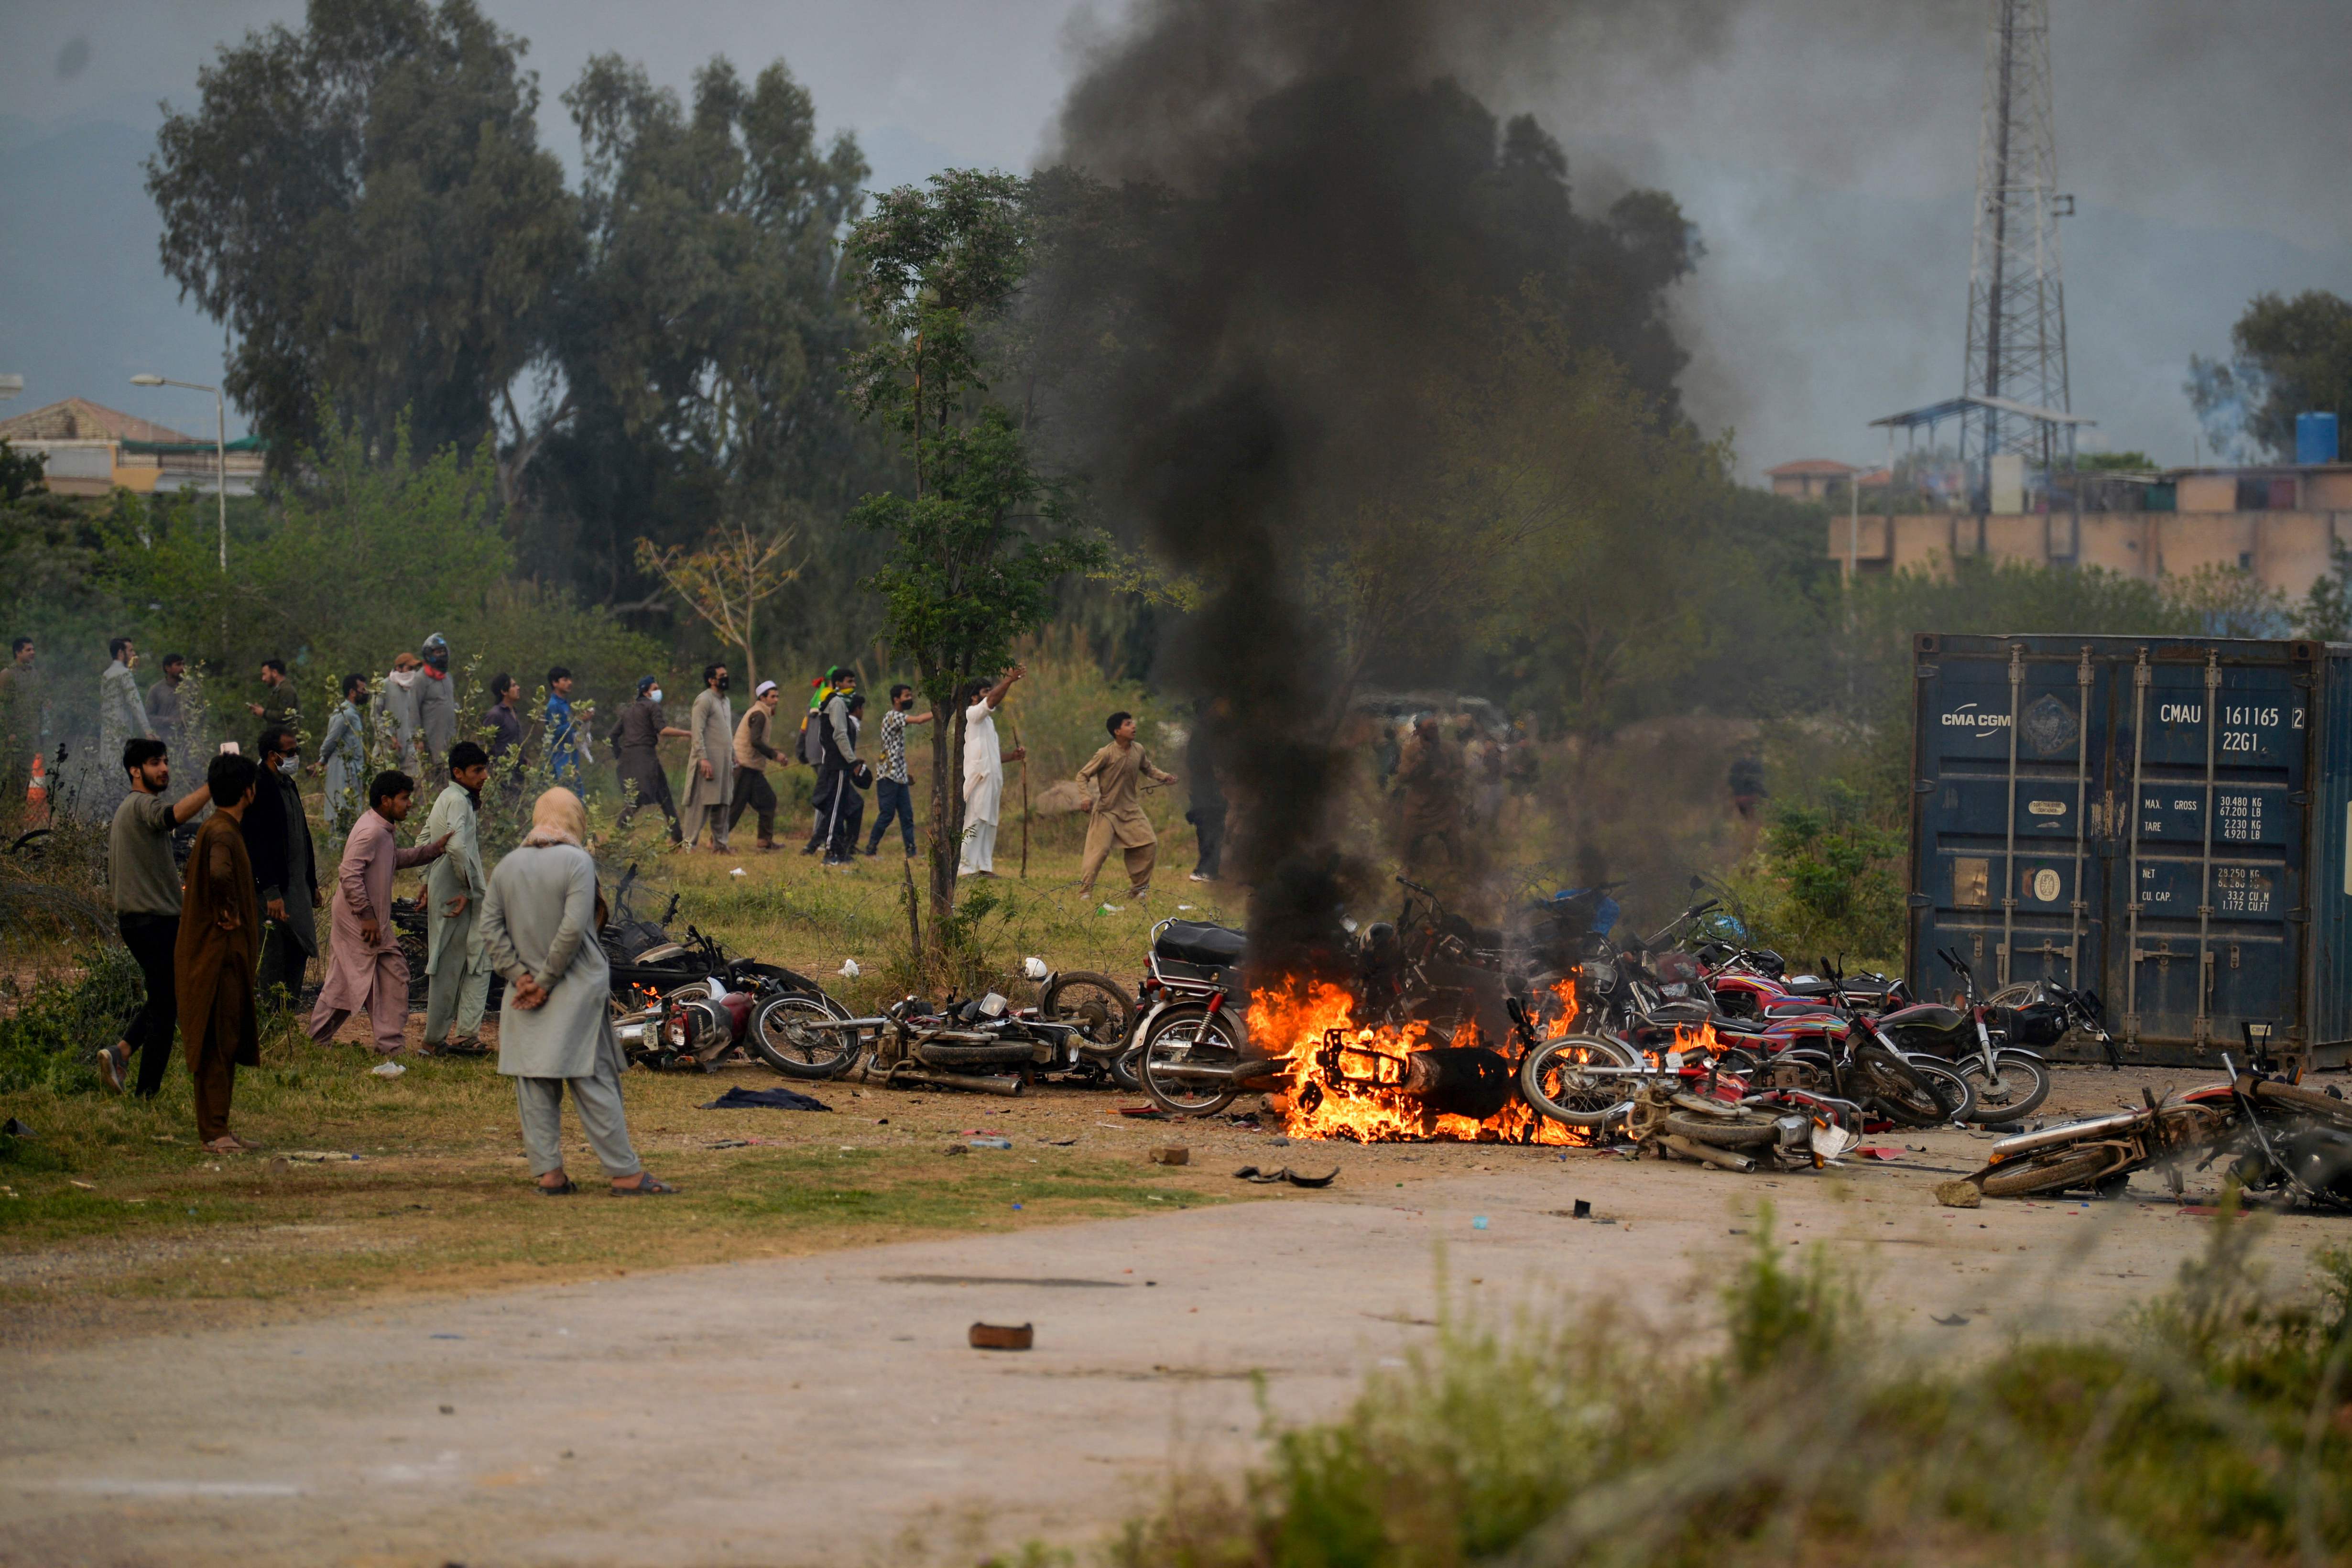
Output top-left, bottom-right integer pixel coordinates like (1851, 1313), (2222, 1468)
(2298, 411), (2340, 466)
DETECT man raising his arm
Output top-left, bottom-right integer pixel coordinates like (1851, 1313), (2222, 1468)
(99, 739), (212, 1097)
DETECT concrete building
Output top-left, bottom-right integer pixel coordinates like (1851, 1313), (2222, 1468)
(0, 397), (263, 497)
(1826, 461), (2352, 601)
(1766, 458), (1858, 501)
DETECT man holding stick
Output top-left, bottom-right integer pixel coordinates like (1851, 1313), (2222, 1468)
(957, 666), (1024, 877)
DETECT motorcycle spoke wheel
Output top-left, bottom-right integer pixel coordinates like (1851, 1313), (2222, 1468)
(1958, 1052), (2050, 1125)
(1982, 1146), (2125, 1198)
(1139, 1008), (1243, 1116)
(1039, 971), (1136, 1051)
(1854, 1044), (1949, 1128)
(749, 992), (859, 1079)
(1905, 1056), (1976, 1124)
(1519, 1035), (1637, 1128)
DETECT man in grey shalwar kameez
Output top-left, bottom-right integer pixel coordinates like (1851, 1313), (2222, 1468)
(421, 742), (492, 1054)
(90, 636), (154, 822)
(679, 662), (734, 852)
(482, 789), (674, 1196)
(319, 673), (370, 844)
(414, 634), (457, 779)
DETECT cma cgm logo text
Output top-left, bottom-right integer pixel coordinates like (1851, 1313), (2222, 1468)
(1941, 704), (2010, 734)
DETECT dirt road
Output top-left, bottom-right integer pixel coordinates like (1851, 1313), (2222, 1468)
(5, 1067), (2344, 1567)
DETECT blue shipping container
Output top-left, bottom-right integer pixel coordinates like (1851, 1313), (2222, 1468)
(1909, 633), (2351, 1070)
(2297, 411), (2340, 467)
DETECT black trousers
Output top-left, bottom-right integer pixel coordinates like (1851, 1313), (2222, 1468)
(1188, 802), (1225, 879)
(815, 764), (863, 861)
(117, 912), (180, 1098)
(616, 758), (681, 840)
(868, 776), (916, 852)
(259, 920), (310, 1008)
(728, 767), (779, 839)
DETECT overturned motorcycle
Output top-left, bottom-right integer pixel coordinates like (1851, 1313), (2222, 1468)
(740, 980), (1130, 1096)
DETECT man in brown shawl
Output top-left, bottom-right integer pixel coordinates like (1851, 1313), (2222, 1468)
(176, 751), (262, 1152)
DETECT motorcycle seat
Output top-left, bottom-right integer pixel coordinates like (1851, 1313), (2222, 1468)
(1154, 920), (1247, 968)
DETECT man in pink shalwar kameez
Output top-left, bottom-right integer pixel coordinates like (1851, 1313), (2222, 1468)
(309, 769), (450, 1054)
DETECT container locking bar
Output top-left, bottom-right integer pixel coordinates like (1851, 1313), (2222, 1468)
(2122, 648), (2151, 1043)
(2193, 651), (2221, 1047)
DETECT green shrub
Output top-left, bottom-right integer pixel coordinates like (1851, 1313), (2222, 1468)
(0, 947), (145, 1095)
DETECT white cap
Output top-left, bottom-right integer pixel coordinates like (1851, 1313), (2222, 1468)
(754, 680), (778, 697)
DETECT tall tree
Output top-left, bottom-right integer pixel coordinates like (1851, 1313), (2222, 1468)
(147, 0), (577, 499)
(844, 172), (1102, 960)
(529, 55), (878, 625)
(2189, 290), (2352, 461)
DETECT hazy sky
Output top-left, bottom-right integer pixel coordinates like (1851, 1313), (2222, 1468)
(2, 0), (2345, 471)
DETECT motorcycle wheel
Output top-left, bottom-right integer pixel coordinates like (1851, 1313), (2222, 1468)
(748, 991), (860, 1079)
(1039, 970), (1137, 1058)
(1957, 1050), (2050, 1125)
(1109, 1043), (1143, 1094)
(1137, 1004), (1246, 1117)
(1853, 1043), (1951, 1128)
(1518, 1035), (1640, 1129)
(2251, 1080), (2352, 1131)
(1662, 1112), (1783, 1148)
(1904, 1056), (1977, 1123)
(1981, 1145), (2126, 1198)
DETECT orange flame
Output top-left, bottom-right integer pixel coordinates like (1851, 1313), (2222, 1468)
(1251, 979), (1590, 1145)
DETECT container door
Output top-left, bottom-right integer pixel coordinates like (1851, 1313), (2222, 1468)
(2108, 650), (2307, 1051)
(1911, 643), (2109, 1001)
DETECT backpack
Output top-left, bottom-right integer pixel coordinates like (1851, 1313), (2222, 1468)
(795, 683), (832, 765)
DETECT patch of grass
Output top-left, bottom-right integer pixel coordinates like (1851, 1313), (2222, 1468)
(0, 1019), (1224, 1314)
(1079, 1202), (2352, 1568)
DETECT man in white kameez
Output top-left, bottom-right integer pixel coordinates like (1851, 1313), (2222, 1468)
(957, 665), (1024, 876)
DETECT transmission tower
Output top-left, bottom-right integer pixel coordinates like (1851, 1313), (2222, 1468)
(1960, 0), (2073, 511)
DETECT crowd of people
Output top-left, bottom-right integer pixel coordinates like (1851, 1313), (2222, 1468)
(5, 629), (1249, 1182)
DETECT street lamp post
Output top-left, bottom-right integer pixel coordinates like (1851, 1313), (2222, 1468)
(129, 374), (227, 571)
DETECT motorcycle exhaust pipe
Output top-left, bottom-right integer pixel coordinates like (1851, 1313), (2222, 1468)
(884, 1066), (1024, 1097)
(789, 1016), (890, 1031)
(1988, 1108), (2146, 1162)
(1147, 1056), (1293, 1084)
(1660, 1133), (1757, 1174)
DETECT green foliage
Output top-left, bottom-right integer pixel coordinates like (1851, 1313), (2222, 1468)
(0, 439), (43, 503)
(1747, 781), (1907, 969)
(844, 169), (1106, 954)
(1103, 1214), (2352, 1568)
(537, 53), (882, 637)
(0, 948), (143, 1096)
(2189, 289), (2352, 461)
(147, 0), (577, 485)
(100, 412), (658, 742)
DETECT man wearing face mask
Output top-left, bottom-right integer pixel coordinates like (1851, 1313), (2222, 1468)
(612, 675), (688, 844)
(680, 663), (734, 853)
(241, 722), (322, 1008)
(378, 652), (424, 774)
(414, 634), (457, 780)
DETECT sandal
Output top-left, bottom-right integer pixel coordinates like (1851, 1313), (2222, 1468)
(535, 1176), (578, 1196)
(203, 1136), (245, 1154)
(608, 1175), (677, 1196)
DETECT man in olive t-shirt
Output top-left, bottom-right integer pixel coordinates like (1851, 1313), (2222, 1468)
(101, 738), (213, 1096)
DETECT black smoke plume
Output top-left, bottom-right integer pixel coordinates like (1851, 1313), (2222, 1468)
(1039, 0), (1693, 970)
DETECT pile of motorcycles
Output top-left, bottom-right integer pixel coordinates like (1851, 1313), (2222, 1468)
(591, 862), (2352, 1209)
